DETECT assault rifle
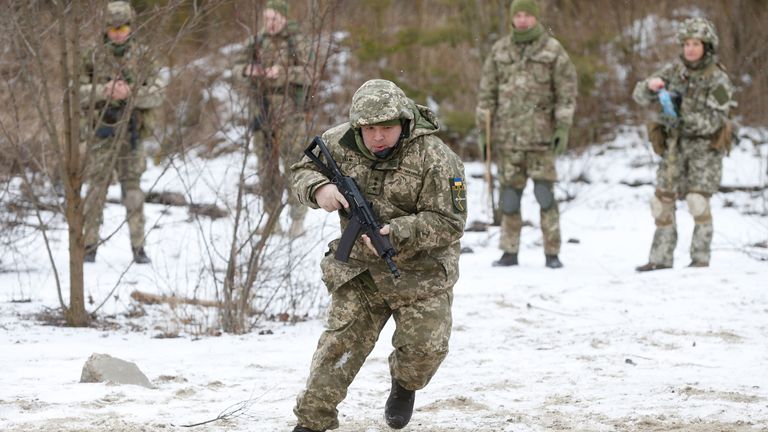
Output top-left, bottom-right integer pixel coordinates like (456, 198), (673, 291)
(304, 136), (400, 278)
(94, 70), (139, 150)
(95, 105), (140, 151)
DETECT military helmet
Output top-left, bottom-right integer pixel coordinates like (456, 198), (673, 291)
(677, 17), (719, 51)
(349, 79), (414, 129)
(106, 1), (136, 27)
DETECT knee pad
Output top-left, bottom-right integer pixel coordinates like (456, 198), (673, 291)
(686, 193), (711, 222)
(533, 181), (555, 210)
(500, 187), (523, 215)
(123, 189), (144, 210)
(650, 195), (675, 226)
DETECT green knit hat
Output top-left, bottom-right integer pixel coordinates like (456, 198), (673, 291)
(266, 0), (288, 17)
(510, 0), (540, 18)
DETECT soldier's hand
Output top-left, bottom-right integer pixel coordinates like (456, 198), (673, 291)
(550, 125), (570, 156)
(104, 79), (131, 100)
(362, 224), (390, 255)
(478, 133), (487, 161)
(265, 65), (280, 79)
(648, 78), (665, 92)
(315, 184), (348, 212)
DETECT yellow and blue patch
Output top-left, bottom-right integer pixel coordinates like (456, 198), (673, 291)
(449, 177), (467, 213)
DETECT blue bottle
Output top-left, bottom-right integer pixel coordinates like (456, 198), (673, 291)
(658, 89), (678, 118)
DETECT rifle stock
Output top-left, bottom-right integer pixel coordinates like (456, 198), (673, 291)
(304, 136), (401, 278)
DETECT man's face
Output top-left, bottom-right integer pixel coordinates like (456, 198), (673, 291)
(263, 8), (287, 35)
(106, 24), (131, 44)
(512, 11), (537, 30)
(683, 38), (705, 62)
(361, 124), (402, 156)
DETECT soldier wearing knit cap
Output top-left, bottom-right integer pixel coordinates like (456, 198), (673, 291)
(476, 0), (577, 269)
(232, 0), (314, 237)
(266, 0), (288, 17)
(510, 0), (539, 18)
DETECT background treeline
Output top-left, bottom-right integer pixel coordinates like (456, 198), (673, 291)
(2, 0), (766, 168)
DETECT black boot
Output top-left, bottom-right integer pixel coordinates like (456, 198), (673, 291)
(635, 262), (671, 272)
(545, 254), (563, 269)
(132, 247), (151, 264)
(384, 378), (415, 429)
(84, 245), (97, 263)
(492, 252), (518, 267)
(291, 426), (323, 432)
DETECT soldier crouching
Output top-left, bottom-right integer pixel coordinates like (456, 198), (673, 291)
(288, 79), (466, 431)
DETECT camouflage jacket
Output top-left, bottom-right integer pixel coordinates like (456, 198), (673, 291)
(78, 39), (165, 113)
(633, 57), (734, 138)
(232, 24), (311, 96)
(477, 32), (577, 151)
(291, 103), (466, 308)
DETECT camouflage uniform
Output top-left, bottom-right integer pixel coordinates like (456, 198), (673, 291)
(79, 1), (164, 261)
(633, 17), (735, 267)
(232, 10), (312, 234)
(290, 80), (466, 431)
(476, 0), (577, 261)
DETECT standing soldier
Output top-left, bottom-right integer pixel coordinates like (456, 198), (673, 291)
(232, 0), (312, 237)
(79, 1), (165, 263)
(633, 17), (735, 271)
(476, 0), (577, 269)
(289, 79), (466, 431)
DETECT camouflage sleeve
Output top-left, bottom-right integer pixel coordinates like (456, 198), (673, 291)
(231, 37), (256, 79)
(388, 138), (466, 254)
(283, 32), (312, 86)
(476, 46), (499, 128)
(276, 34), (312, 86)
(134, 48), (166, 109)
(632, 63), (675, 106)
(553, 46), (578, 127)
(681, 70), (734, 136)
(78, 48), (107, 107)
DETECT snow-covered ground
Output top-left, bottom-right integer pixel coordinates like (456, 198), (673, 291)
(1, 128), (767, 431)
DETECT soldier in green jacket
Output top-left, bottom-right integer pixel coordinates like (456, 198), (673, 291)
(79, 1), (165, 264)
(633, 17), (735, 271)
(289, 79), (466, 432)
(232, 0), (313, 238)
(476, 0), (578, 269)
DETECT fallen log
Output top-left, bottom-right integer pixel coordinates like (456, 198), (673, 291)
(130, 290), (220, 308)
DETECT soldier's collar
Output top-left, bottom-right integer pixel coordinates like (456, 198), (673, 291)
(104, 35), (133, 57)
(680, 52), (715, 73)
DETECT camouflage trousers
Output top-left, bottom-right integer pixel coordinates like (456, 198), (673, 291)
(294, 272), (452, 431)
(83, 136), (147, 250)
(252, 95), (308, 226)
(497, 150), (560, 255)
(647, 137), (723, 265)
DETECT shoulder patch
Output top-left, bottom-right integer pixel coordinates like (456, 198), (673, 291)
(712, 85), (729, 106)
(449, 177), (467, 213)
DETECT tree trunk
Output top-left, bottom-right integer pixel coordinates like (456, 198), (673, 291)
(58, 0), (88, 326)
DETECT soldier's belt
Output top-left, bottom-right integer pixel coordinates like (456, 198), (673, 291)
(259, 84), (303, 95)
(680, 132), (716, 139)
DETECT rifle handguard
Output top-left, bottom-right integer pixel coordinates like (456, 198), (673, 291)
(305, 136), (401, 278)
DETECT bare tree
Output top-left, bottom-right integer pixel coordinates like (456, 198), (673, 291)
(1, 1), (90, 325)
(0, 0), (223, 327)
